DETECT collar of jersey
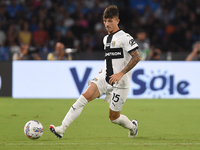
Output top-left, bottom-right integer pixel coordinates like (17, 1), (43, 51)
(108, 29), (121, 36)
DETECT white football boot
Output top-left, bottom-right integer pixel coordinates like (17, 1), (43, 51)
(128, 120), (138, 138)
(49, 125), (65, 138)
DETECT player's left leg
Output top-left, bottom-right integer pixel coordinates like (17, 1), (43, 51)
(109, 109), (132, 129)
(109, 109), (138, 137)
(109, 88), (138, 137)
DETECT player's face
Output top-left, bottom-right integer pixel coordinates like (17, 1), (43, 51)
(103, 17), (119, 34)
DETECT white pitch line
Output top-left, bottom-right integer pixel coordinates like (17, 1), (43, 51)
(2, 143), (200, 146)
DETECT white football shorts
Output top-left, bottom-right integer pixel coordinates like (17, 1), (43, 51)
(89, 71), (130, 111)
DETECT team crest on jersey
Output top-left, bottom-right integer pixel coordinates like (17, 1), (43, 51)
(111, 41), (115, 47)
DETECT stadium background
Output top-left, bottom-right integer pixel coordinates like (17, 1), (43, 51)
(0, 0), (200, 98)
(0, 0), (199, 60)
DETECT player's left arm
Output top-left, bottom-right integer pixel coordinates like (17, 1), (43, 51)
(121, 50), (140, 74)
(109, 50), (140, 85)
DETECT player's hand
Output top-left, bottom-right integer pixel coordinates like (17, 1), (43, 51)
(109, 72), (124, 85)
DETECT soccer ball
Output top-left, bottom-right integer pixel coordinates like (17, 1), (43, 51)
(24, 120), (43, 139)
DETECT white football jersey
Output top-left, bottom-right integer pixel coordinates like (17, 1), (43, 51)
(103, 30), (138, 88)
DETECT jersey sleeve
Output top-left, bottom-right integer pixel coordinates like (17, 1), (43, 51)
(122, 34), (138, 53)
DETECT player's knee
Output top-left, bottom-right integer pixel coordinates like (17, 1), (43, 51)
(82, 92), (93, 101)
(82, 83), (100, 101)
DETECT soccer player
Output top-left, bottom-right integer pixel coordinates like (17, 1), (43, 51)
(50, 5), (141, 138)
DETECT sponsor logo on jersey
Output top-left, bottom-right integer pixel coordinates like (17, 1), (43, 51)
(105, 52), (122, 57)
(105, 48), (124, 59)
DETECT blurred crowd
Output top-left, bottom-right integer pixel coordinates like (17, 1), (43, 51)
(0, 0), (200, 60)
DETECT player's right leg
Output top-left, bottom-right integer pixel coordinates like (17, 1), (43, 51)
(50, 83), (100, 138)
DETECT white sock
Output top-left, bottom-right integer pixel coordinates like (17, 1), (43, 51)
(61, 95), (88, 130)
(111, 114), (134, 130)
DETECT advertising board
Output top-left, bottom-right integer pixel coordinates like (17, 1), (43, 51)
(12, 61), (200, 99)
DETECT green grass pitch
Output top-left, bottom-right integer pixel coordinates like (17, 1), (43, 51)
(1, 97), (200, 150)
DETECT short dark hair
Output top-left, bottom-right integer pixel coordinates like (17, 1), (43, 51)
(103, 5), (119, 19)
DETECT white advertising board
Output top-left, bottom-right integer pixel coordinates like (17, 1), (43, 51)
(12, 61), (200, 99)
